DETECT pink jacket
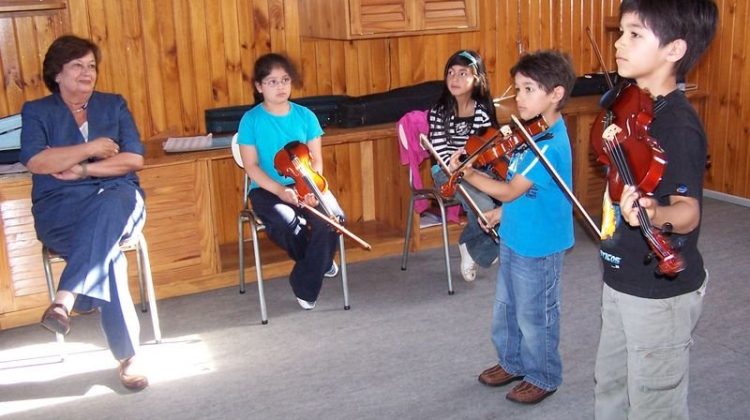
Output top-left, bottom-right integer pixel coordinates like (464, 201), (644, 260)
(397, 110), (461, 223)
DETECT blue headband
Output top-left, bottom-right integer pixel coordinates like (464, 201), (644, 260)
(458, 51), (478, 68)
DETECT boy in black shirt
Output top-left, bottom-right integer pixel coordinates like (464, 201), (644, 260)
(594, 1), (718, 419)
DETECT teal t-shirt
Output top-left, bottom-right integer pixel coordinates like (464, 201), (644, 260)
(237, 102), (324, 190)
(499, 117), (574, 257)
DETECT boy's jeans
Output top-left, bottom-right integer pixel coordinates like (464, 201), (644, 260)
(491, 243), (565, 391)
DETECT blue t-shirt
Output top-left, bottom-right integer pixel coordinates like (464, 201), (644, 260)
(237, 102), (324, 190)
(499, 117), (574, 257)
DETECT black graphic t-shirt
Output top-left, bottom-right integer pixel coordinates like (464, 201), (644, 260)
(599, 90), (706, 299)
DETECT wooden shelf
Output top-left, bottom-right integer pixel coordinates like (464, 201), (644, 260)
(0, 1), (66, 14)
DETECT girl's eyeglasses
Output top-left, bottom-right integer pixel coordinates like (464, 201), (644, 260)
(261, 77), (292, 88)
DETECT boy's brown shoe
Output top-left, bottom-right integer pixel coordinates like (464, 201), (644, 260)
(506, 380), (556, 404)
(478, 364), (522, 387)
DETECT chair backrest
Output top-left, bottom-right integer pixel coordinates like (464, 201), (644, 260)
(230, 132), (244, 168)
(230, 133), (251, 207)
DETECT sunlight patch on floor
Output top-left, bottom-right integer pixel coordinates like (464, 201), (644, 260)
(0, 334), (214, 416)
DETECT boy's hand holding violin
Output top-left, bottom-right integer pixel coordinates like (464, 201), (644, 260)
(619, 185), (657, 227)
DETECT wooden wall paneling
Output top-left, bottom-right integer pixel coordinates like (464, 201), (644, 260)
(139, 0), (168, 134)
(205, 0), (230, 109)
(282, 0), (302, 73)
(369, 38), (390, 92)
(430, 33), (450, 82)
(342, 39), (361, 96)
(15, 17), (46, 99)
(84, 0), (111, 92)
(119, 0), (151, 138)
(1, 0), (749, 199)
(187, 0), (214, 134)
(700, 0), (726, 190)
(477, 0), (497, 83)
(302, 39), (325, 95)
(235, 0), (257, 105)
(407, 35), (428, 84)
(354, 39), (373, 93)
(155, 0), (185, 133)
(222, 0), (245, 108)
(0, 18), (21, 115)
(267, 0), (286, 55)
(736, 0), (750, 197)
(359, 140), (375, 221)
(329, 40), (347, 94)
(66, 0), (89, 37)
(105, 1), (133, 96)
(392, 37), (408, 87)
(0, 179), (49, 316)
(138, 161), (219, 281)
(171, 0), (199, 135)
(371, 130), (406, 229)
(562, 0), (582, 72)
(31, 14), (64, 72)
(250, 0), (273, 59)
(711, 0), (740, 194)
(328, 142), (365, 223)
(209, 157), (244, 245)
(495, 0), (519, 88)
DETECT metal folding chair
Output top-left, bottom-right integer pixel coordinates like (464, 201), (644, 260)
(231, 134), (350, 324)
(42, 232), (162, 360)
(398, 122), (461, 295)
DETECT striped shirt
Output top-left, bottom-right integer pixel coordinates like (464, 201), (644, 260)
(428, 102), (493, 164)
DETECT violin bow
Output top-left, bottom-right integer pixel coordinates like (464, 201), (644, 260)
(510, 115), (603, 238)
(299, 201), (372, 251)
(585, 26), (615, 90)
(419, 133), (501, 243)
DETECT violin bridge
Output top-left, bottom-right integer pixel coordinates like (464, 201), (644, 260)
(500, 124), (513, 137)
(602, 124), (622, 142)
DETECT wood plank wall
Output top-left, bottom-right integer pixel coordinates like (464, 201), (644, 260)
(0, 0), (747, 198)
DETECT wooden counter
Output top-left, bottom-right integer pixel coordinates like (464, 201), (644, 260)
(0, 92), (707, 330)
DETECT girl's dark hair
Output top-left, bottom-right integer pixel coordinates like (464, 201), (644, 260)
(510, 50), (576, 111)
(252, 53), (301, 103)
(619, 0), (718, 79)
(434, 50), (499, 130)
(43, 35), (101, 93)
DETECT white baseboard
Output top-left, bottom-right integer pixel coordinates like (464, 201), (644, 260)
(704, 189), (750, 208)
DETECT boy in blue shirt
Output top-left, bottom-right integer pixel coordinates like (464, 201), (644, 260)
(450, 50), (576, 404)
(594, 1), (718, 419)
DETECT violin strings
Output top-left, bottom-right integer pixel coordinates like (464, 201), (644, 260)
(604, 137), (655, 233)
(601, 116), (674, 265)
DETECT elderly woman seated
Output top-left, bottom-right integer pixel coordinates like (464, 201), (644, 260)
(20, 35), (149, 391)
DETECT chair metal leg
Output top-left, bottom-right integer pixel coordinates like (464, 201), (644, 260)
(436, 199), (455, 295)
(238, 214), (246, 294)
(136, 237), (162, 343)
(42, 246), (65, 361)
(250, 219), (268, 325)
(135, 246), (147, 312)
(338, 235), (350, 310)
(401, 195), (417, 270)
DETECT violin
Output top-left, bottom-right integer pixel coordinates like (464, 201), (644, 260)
(274, 141), (372, 251)
(583, 25), (684, 276)
(440, 116), (549, 199)
(419, 134), (500, 244)
(590, 82), (685, 276)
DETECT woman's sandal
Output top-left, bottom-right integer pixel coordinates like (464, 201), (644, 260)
(40, 303), (71, 335)
(119, 357), (149, 391)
